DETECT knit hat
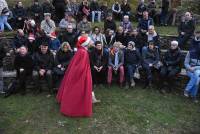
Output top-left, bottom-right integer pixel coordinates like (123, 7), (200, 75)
(28, 33), (35, 41)
(171, 40), (179, 46)
(44, 13), (51, 16)
(128, 41), (135, 47)
(76, 36), (91, 48)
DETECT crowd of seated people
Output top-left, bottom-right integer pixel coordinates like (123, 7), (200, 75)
(0, 0), (199, 103)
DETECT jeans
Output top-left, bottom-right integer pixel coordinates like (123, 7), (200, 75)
(0, 68), (3, 93)
(126, 64), (137, 83)
(185, 70), (200, 97)
(107, 66), (124, 84)
(92, 11), (101, 22)
(0, 15), (12, 31)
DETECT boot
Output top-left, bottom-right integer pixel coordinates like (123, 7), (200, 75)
(92, 92), (100, 103)
(125, 82), (129, 89)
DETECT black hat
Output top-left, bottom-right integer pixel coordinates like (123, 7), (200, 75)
(41, 40), (49, 46)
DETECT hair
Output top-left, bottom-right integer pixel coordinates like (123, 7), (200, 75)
(60, 42), (72, 51)
(95, 41), (102, 46)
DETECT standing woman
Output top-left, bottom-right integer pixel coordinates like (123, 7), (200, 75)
(0, 0), (13, 32)
(57, 35), (99, 117)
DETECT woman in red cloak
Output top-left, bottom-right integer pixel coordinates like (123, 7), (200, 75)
(56, 35), (99, 117)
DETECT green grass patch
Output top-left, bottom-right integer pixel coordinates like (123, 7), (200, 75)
(0, 86), (200, 134)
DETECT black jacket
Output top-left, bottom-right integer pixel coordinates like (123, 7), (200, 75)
(104, 19), (117, 32)
(115, 32), (125, 45)
(12, 35), (27, 49)
(163, 48), (182, 68)
(52, 0), (66, 7)
(125, 49), (142, 66)
(121, 3), (131, 13)
(0, 44), (6, 67)
(55, 50), (73, 68)
(33, 50), (54, 71)
(90, 48), (108, 68)
(14, 53), (33, 75)
(61, 31), (77, 49)
(42, 2), (54, 14)
(125, 34), (143, 49)
(178, 19), (195, 36)
(13, 6), (26, 19)
(30, 4), (43, 17)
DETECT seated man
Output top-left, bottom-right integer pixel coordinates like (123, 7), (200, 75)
(12, 1), (26, 29)
(119, 15), (133, 34)
(104, 13), (117, 32)
(54, 42), (73, 88)
(138, 11), (154, 35)
(77, 15), (92, 34)
(0, 43), (6, 93)
(90, 41), (108, 86)
(125, 41), (142, 88)
(14, 46), (33, 95)
(184, 31), (200, 103)
(159, 41), (181, 93)
(40, 13), (56, 36)
(120, 0), (131, 18)
(107, 42), (124, 88)
(12, 29), (27, 53)
(142, 41), (160, 88)
(59, 12), (76, 30)
(33, 41), (54, 94)
(90, 0), (101, 23)
(61, 24), (77, 50)
(178, 12), (195, 47)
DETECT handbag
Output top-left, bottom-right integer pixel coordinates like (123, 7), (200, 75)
(153, 61), (163, 69)
(134, 68), (140, 79)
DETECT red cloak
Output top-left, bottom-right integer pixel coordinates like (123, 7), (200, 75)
(56, 46), (92, 117)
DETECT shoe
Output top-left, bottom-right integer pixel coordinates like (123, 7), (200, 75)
(92, 92), (101, 103)
(192, 97), (199, 103)
(184, 90), (189, 98)
(130, 79), (135, 87)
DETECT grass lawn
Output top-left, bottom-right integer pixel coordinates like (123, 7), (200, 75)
(0, 85), (200, 134)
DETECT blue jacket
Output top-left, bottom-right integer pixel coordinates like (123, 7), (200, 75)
(48, 38), (61, 51)
(138, 18), (154, 31)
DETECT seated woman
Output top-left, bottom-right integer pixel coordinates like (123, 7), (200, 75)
(146, 25), (160, 48)
(54, 42), (73, 88)
(142, 41), (160, 88)
(107, 42), (124, 88)
(159, 41), (182, 93)
(14, 46), (33, 95)
(90, 41), (108, 87)
(184, 31), (200, 103)
(90, 26), (103, 43)
(125, 41), (142, 89)
(102, 29), (115, 53)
